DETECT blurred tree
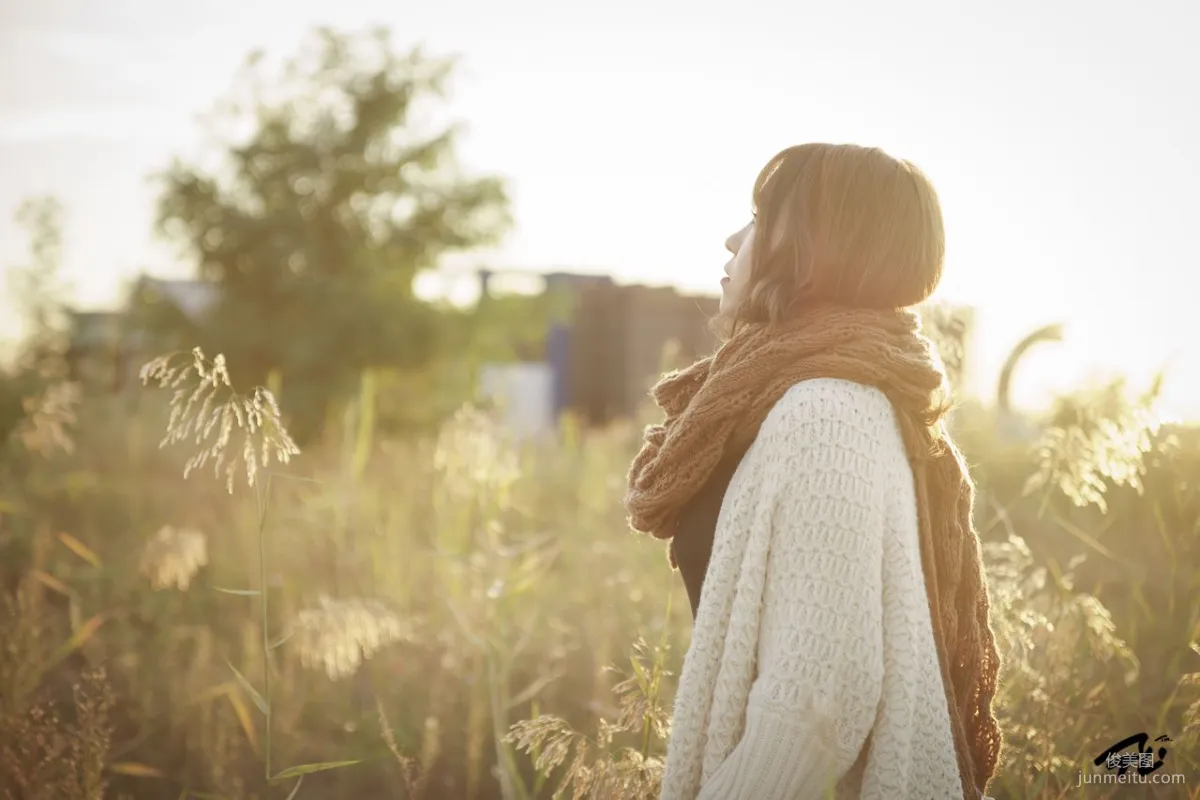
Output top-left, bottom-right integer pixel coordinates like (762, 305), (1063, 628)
(0, 198), (76, 448)
(7, 198), (70, 376)
(154, 27), (515, 443)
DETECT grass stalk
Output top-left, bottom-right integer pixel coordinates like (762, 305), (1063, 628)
(257, 474), (275, 781)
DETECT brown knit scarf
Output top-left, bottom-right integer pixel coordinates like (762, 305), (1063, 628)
(625, 303), (1002, 799)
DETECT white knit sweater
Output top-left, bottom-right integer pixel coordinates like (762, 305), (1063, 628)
(659, 378), (964, 800)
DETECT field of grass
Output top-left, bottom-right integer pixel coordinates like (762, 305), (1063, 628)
(1, 348), (1199, 799)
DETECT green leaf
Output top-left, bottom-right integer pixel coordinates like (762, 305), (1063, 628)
(211, 586), (262, 596)
(42, 613), (108, 674)
(629, 652), (650, 693)
(108, 762), (166, 778)
(224, 659), (268, 715)
(269, 761), (361, 785)
(58, 532), (102, 567)
(225, 691), (259, 752)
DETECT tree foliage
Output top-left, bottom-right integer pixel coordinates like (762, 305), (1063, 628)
(0, 198), (77, 450)
(154, 27), (514, 442)
(7, 198), (69, 374)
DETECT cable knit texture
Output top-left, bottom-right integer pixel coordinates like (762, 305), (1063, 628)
(624, 305), (1001, 799)
(667, 379), (965, 798)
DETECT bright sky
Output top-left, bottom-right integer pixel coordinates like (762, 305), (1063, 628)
(1, 0), (1197, 417)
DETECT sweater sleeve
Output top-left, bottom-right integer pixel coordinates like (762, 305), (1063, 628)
(695, 380), (891, 800)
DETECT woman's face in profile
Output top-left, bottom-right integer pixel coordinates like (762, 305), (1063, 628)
(720, 219), (755, 315)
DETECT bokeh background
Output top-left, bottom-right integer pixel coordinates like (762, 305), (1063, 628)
(1, 1), (1198, 798)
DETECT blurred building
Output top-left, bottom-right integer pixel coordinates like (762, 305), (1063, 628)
(476, 269), (719, 435)
(65, 269), (720, 434)
(64, 276), (218, 389)
(64, 310), (126, 387)
(479, 361), (556, 438)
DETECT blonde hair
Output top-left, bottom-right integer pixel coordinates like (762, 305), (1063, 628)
(718, 143), (945, 336)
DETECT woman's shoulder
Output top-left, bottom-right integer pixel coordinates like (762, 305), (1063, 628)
(727, 378), (910, 500)
(758, 377), (901, 445)
(720, 378), (913, 499)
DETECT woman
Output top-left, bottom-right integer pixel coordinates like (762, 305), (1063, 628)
(625, 143), (1002, 800)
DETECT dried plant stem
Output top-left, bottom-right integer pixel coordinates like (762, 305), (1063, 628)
(258, 474), (274, 781)
(641, 592), (672, 760)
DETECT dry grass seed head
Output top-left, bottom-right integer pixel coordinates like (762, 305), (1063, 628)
(139, 525), (209, 591)
(288, 596), (407, 681)
(140, 347), (299, 492)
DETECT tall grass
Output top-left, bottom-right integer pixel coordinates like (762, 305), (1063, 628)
(0, 350), (1197, 798)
